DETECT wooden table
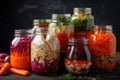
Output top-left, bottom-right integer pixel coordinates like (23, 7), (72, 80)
(0, 52), (120, 80)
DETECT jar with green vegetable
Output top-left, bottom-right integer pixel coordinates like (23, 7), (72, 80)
(71, 8), (94, 38)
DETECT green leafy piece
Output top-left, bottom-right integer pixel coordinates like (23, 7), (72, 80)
(57, 15), (70, 25)
(71, 14), (94, 32)
(59, 73), (76, 80)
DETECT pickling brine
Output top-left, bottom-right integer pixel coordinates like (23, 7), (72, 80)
(31, 29), (60, 74)
(89, 25), (116, 72)
(10, 29), (33, 70)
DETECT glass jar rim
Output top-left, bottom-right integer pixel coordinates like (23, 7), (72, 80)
(69, 37), (88, 45)
(93, 25), (112, 31)
(74, 8), (91, 13)
(14, 29), (34, 36)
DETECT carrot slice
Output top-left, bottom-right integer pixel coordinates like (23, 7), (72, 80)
(0, 63), (4, 69)
(10, 67), (30, 76)
(0, 62), (10, 76)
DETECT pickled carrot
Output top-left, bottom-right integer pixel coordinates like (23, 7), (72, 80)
(89, 30), (116, 71)
(57, 32), (68, 51)
(94, 60), (115, 71)
(0, 58), (3, 64)
(89, 31), (112, 56)
(0, 63), (4, 69)
(10, 67), (30, 76)
(10, 50), (31, 70)
(0, 62), (10, 76)
(64, 58), (91, 66)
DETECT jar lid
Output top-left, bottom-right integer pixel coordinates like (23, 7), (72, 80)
(74, 8), (91, 13)
(33, 19), (39, 25)
(14, 29), (34, 36)
(93, 25), (112, 31)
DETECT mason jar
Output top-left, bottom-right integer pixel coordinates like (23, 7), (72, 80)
(39, 19), (51, 27)
(48, 14), (72, 53)
(10, 29), (34, 70)
(71, 8), (94, 38)
(31, 28), (60, 74)
(64, 38), (92, 74)
(89, 25), (116, 72)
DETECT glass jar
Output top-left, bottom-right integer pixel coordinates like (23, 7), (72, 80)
(32, 19), (40, 33)
(71, 8), (94, 38)
(31, 29), (60, 74)
(64, 38), (92, 74)
(49, 14), (72, 52)
(39, 19), (51, 27)
(89, 25), (116, 72)
(10, 29), (34, 70)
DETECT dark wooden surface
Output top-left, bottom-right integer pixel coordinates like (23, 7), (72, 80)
(0, 52), (120, 80)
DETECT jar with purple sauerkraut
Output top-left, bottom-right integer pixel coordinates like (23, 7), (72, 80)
(10, 29), (34, 70)
(31, 29), (60, 74)
(64, 38), (92, 74)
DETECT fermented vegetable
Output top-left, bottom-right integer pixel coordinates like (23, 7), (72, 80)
(89, 25), (116, 72)
(31, 31), (60, 74)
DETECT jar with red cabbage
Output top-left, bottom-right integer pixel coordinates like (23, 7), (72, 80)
(31, 28), (60, 74)
(10, 29), (34, 70)
(64, 38), (92, 74)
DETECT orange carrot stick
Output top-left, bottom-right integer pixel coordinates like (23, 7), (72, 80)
(0, 62), (10, 76)
(0, 63), (4, 69)
(10, 67), (30, 76)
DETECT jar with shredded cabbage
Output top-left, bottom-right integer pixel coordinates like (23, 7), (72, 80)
(31, 28), (60, 74)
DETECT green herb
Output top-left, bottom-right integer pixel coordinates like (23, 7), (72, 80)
(59, 73), (76, 80)
(71, 14), (94, 32)
(57, 16), (70, 25)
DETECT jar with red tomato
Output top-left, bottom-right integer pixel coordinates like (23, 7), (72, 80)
(48, 14), (72, 53)
(64, 38), (92, 74)
(89, 25), (116, 72)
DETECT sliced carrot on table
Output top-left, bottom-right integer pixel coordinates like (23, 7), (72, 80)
(0, 63), (4, 69)
(10, 67), (30, 76)
(0, 62), (10, 76)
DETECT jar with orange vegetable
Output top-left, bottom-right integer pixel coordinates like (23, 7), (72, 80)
(64, 38), (92, 74)
(10, 29), (34, 70)
(89, 25), (116, 72)
(48, 14), (72, 53)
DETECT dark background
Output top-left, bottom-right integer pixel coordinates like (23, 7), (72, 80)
(0, 0), (120, 53)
